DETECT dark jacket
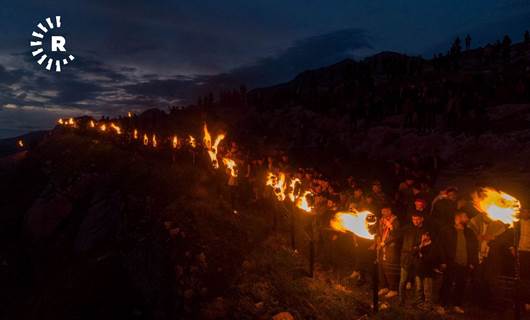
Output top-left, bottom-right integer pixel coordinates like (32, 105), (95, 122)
(413, 242), (441, 277)
(376, 215), (400, 263)
(439, 225), (478, 267)
(398, 224), (430, 268)
(431, 198), (457, 229)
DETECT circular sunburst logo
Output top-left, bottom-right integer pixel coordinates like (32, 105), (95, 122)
(30, 16), (75, 72)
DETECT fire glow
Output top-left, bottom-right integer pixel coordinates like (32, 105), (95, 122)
(266, 172), (286, 201)
(330, 211), (376, 240)
(223, 158), (237, 177)
(203, 123), (225, 169)
(472, 187), (521, 226)
(296, 191), (313, 213)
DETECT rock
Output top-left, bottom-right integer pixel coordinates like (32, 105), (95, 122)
(272, 312), (294, 320)
(26, 192), (72, 239)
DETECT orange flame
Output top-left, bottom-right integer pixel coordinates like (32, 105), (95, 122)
(100, 123), (107, 132)
(203, 123), (212, 149)
(203, 123), (225, 169)
(110, 123), (122, 135)
(133, 129), (138, 140)
(57, 118), (75, 127)
(472, 187), (521, 226)
(296, 191), (313, 213)
(127, 112), (132, 118)
(143, 133), (149, 146)
(17, 139), (24, 148)
(223, 158), (238, 177)
(266, 172), (286, 201)
(89, 120), (95, 128)
(172, 135), (179, 149)
(330, 211), (377, 240)
(152, 134), (158, 147)
(288, 178), (301, 202)
(189, 135), (196, 148)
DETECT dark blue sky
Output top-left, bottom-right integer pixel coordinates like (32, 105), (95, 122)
(1, 0), (530, 137)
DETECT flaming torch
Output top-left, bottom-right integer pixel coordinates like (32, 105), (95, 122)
(143, 133), (149, 146)
(99, 123), (107, 132)
(172, 136), (179, 149)
(188, 135), (196, 148)
(203, 123), (225, 169)
(287, 178), (302, 249)
(472, 187), (522, 319)
(294, 190), (315, 272)
(266, 172), (288, 231)
(330, 211), (377, 240)
(17, 139), (24, 148)
(152, 134), (158, 148)
(472, 187), (521, 226)
(330, 210), (378, 311)
(89, 120), (96, 128)
(133, 129), (138, 140)
(110, 123), (122, 135)
(222, 158), (237, 178)
(266, 172), (286, 201)
(296, 191), (313, 213)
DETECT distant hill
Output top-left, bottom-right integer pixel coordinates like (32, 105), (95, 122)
(247, 39), (530, 113)
(0, 130), (48, 157)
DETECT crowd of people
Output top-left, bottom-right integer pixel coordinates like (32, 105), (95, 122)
(224, 148), (530, 316)
(57, 115), (529, 316)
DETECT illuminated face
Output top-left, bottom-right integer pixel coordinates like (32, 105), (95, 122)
(455, 213), (469, 225)
(381, 207), (392, 217)
(414, 200), (425, 211)
(412, 215), (424, 227)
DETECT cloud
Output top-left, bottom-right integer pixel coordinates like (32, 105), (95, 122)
(122, 28), (371, 104)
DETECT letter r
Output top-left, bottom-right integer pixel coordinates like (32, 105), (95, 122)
(51, 36), (66, 52)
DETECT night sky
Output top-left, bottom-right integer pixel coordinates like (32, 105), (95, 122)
(1, 0), (530, 138)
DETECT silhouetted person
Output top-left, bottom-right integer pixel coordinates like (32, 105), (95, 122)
(439, 211), (478, 315)
(465, 34), (471, 50)
(502, 35), (512, 63)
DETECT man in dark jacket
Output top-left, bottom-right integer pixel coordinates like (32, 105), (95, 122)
(398, 211), (430, 304)
(438, 211), (478, 314)
(431, 187), (458, 231)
